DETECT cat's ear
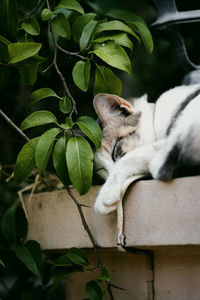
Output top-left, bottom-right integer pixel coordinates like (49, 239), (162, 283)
(93, 93), (134, 125)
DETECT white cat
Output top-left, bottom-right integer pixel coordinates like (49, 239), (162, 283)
(93, 84), (200, 214)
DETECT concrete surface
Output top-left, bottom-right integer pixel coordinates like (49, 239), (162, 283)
(23, 176), (200, 299)
(24, 176), (200, 249)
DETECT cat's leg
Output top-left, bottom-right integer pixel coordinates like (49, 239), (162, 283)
(95, 140), (165, 214)
(150, 126), (189, 181)
(150, 141), (180, 181)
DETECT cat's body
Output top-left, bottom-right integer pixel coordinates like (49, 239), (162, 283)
(93, 84), (200, 214)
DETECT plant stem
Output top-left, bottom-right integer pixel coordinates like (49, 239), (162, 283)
(51, 36), (77, 117)
(64, 185), (114, 300)
(0, 63), (19, 69)
(46, 0), (81, 118)
(0, 109), (30, 142)
(19, 0), (44, 23)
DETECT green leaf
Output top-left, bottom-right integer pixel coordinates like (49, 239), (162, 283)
(53, 136), (70, 185)
(35, 128), (62, 176)
(92, 42), (131, 73)
(53, 267), (82, 289)
(0, 35), (11, 62)
(72, 13), (96, 43)
(0, 35), (11, 45)
(12, 241), (42, 277)
(66, 136), (93, 195)
(93, 65), (122, 96)
(53, 8), (72, 18)
(85, 281), (103, 300)
(95, 267), (110, 281)
(60, 117), (73, 129)
(76, 116), (102, 149)
(54, 255), (72, 267)
(18, 55), (46, 85)
(14, 137), (39, 184)
(41, 8), (52, 21)
(72, 60), (90, 92)
(0, 259), (5, 268)
(67, 247), (89, 266)
(20, 110), (58, 131)
(56, 0), (84, 14)
(0, 164), (2, 181)
(19, 60), (40, 86)
(19, 66), (38, 86)
(21, 18), (40, 36)
(8, 42), (42, 63)
(1, 203), (27, 243)
(30, 88), (61, 107)
(1, 206), (16, 242)
(52, 13), (71, 39)
(80, 20), (98, 50)
(93, 33), (133, 51)
(25, 240), (43, 276)
(95, 20), (139, 42)
(106, 9), (153, 54)
(59, 97), (72, 114)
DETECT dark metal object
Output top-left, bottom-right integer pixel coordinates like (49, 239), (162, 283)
(151, 0), (200, 73)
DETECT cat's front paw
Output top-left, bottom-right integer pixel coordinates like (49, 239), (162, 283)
(94, 183), (121, 214)
(94, 199), (118, 214)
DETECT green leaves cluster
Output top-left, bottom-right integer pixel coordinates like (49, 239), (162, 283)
(53, 247), (110, 299)
(0, 0), (153, 92)
(14, 88), (102, 195)
(0, 1), (154, 298)
(1, 201), (43, 278)
(69, 5), (153, 96)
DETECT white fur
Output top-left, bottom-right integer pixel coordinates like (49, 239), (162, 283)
(94, 85), (200, 214)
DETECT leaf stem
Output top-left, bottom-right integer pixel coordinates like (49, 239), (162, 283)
(0, 109), (30, 142)
(46, 0), (84, 118)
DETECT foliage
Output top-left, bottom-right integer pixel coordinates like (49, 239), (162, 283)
(0, 0), (153, 298)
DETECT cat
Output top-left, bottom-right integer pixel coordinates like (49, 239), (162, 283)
(93, 84), (200, 214)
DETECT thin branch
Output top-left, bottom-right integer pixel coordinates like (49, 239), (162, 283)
(64, 185), (114, 300)
(0, 109), (30, 142)
(51, 42), (78, 117)
(56, 43), (86, 61)
(0, 63), (19, 69)
(110, 283), (126, 291)
(19, 0), (45, 23)
(46, 0), (78, 118)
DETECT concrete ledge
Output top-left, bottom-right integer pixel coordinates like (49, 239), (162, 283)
(24, 176), (200, 250)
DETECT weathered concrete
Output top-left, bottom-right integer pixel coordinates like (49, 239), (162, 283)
(65, 247), (200, 300)
(66, 249), (148, 300)
(124, 176), (200, 247)
(23, 176), (200, 299)
(24, 186), (117, 249)
(24, 176), (200, 249)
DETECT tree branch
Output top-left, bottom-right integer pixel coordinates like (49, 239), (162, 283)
(46, 0), (79, 118)
(0, 63), (20, 69)
(19, 0), (45, 23)
(64, 185), (114, 300)
(51, 38), (78, 117)
(0, 109), (30, 142)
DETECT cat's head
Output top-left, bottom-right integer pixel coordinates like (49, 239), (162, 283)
(93, 93), (144, 162)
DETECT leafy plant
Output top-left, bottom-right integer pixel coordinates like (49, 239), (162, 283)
(0, 0), (153, 298)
